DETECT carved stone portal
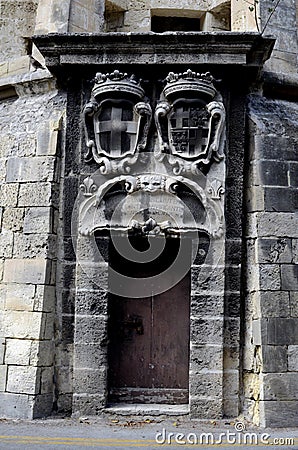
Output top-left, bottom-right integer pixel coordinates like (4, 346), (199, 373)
(77, 70), (226, 416)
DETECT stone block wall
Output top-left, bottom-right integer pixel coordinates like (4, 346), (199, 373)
(0, 75), (66, 418)
(244, 94), (298, 427)
(104, 0), (231, 32)
(72, 243), (109, 416)
(0, 0), (38, 62)
(190, 264), (225, 418)
(69, 0), (105, 32)
(261, 0), (298, 74)
(35, 0), (104, 34)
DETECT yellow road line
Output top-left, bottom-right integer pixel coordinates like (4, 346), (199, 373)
(0, 435), (296, 448)
(0, 436), (154, 442)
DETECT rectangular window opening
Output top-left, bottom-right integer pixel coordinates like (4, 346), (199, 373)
(151, 16), (201, 33)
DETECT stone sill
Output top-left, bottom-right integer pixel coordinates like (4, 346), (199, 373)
(104, 403), (190, 416)
(32, 32), (275, 70)
(0, 68), (55, 99)
(0, 67), (52, 86)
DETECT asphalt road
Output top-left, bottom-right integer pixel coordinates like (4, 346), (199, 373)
(0, 417), (297, 449)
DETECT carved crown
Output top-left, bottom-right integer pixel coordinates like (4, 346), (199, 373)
(92, 70), (145, 100)
(163, 69), (217, 100)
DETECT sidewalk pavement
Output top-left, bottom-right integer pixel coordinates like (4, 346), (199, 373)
(0, 415), (297, 449)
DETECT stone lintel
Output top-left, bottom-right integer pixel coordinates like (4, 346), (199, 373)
(32, 32), (275, 72)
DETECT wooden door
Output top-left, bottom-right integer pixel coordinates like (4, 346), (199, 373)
(107, 237), (190, 404)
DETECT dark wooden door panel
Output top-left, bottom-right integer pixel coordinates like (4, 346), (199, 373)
(108, 296), (152, 388)
(151, 274), (190, 389)
(107, 237), (190, 404)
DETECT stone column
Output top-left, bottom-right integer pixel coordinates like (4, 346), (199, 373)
(72, 234), (109, 416)
(190, 250), (225, 418)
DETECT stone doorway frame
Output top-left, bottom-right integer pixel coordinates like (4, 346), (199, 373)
(71, 228), (226, 418)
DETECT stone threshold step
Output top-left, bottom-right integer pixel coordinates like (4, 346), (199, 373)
(104, 403), (190, 416)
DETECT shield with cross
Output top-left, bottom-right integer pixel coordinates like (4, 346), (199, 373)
(168, 102), (211, 158)
(94, 101), (139, 157)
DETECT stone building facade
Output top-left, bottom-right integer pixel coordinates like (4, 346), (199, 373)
(0, 0), (297, 427)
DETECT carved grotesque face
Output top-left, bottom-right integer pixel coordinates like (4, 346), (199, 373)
(139, 175), (164, 192)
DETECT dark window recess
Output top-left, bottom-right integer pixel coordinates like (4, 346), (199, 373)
(104, 0), (125, 32)
(151, 16), (200, 32)
(0, 85), (18, 101)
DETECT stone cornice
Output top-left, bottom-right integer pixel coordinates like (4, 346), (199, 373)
(32, 32), (275, 71)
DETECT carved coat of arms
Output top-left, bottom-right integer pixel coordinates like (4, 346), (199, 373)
(155, 70), (226, 175)
(84, 70), (152, 174)
(168, 103), (210, 156)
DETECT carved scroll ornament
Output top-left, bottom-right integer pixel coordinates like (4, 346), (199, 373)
(78, 174), (223, 239)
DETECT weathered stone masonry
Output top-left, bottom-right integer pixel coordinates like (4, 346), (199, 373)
(31, 32), (275, 422)
(0, 74), (66, 418)
(244, 96), (298, 427)
(0, 0), (297, 428)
